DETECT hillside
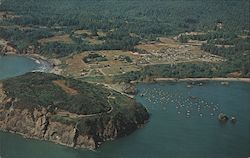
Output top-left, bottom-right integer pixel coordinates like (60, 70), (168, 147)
(0, 72), (149, 149)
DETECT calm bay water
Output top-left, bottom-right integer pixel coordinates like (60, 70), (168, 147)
(0, 55), (48, 80)
(0, 56), (250, 158)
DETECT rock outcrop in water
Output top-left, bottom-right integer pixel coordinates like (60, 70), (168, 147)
(0, 72), (149, 150)
(218, 113), (229, 123)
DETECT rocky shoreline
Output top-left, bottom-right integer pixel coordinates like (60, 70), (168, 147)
(0, 106), (96, 150)
(0, 100), (148, 150)
(0, 73), (149, 150)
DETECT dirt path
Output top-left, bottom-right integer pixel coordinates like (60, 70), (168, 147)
(85, 69), (93, 77)
(0, 83), (7, 102)
(103, 83), (134, 98)
(98, 68), (106, 76)
(53, 80), (78, 95)
(56, 91), (114, 119)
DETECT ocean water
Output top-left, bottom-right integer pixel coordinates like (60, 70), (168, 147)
(0, 56), (250, 158)
(0, 55), (47, 80)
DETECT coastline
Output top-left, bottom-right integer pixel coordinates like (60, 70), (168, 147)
(154, 77), (250, 83)
(1, 52), (249, 152)
(0, 129), (90, 151)
(3, 52), (62, 75)
(2, 51), (249, 84)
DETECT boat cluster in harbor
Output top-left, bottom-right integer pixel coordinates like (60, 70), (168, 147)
(218, 113), (237, 124)
(139, 86), (237, 123)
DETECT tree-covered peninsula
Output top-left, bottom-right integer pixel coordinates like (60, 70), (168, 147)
(0, 72), (149, 149)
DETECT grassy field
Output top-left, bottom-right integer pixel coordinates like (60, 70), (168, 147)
(38, 34), (73, 44)
(136, 36), (224, 64)
(60, 35), (226, 83)
(62, 50), (143, 78)
(73, 29), (105, 45)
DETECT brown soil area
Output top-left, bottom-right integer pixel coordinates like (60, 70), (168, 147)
(53, 80), (78, 95)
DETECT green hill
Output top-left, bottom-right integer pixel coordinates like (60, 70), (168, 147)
(0, 72), (149, 149)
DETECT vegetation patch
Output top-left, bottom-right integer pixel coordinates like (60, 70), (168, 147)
(2, 72), (111, 115)
(38, 34), (73, 44)
(83, 53), (108, 63)
(74, 29), (92, 36)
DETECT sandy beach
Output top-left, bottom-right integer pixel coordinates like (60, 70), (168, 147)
(3, 52), (62, 74)
(154, 77), (250, 83)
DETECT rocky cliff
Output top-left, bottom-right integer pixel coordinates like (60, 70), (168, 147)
(0, 72), (149, 150)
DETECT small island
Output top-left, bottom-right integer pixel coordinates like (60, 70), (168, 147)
(0, 72), (149, 150)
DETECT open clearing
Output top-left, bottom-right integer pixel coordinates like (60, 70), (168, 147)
(62, 36), (225, 79)
(38, 34), (73, 44)
(136, 37), (224, 65)
(53, 80), (78, 95)
(74, 29), (92, 36)
(62, 50), (142, 78)
(73, 29), (105, 45)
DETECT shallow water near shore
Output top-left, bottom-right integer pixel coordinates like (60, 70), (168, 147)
(0, 57), (250, 158)
(0, 55), (49, 80)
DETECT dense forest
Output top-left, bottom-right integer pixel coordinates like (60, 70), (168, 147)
(2, 72), (111, 114)
(0, 0), (249, 55)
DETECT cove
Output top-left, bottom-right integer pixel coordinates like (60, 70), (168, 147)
(0, 55), (49, 80)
